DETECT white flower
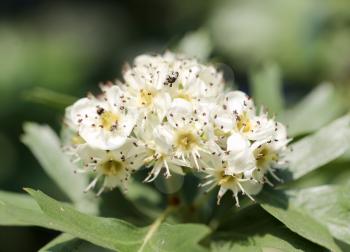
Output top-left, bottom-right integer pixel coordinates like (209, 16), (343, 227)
(62, 51), (290, 205)
(199, 153), (262, 207)
(213, 91), (275, 142)
(133, 114), (188, 182)
(74, 140), (145, 195)
(248, 122), (290, 184)
(69, 85), (138, 150)
(153, 98), (219, 171)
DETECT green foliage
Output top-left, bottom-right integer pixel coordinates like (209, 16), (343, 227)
(258, 189), (341, 252)
(39, 233), (113, 252)
(280, 114), (350, 182)
(25, 189), (210, 252)
(177, 29), (212, 61)
(23, 87), (76, 110)
(21, 123), (99, 215)
(213, 204), (322, 251)
(0, 190), (51, 227)
(250, 63), (284, 115)
(287, 185), (350, 245)
(280, 83), (345, 136)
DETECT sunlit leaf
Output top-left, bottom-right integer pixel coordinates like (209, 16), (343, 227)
(26, 188), (210, 252)
(280, 83), (345, 136)
(280, 115), (350, 182)
(286, 160), (350, 189)
(286, 185), (350, 245)
(21, 123), (98, 214)
(258, 189), (341, 252)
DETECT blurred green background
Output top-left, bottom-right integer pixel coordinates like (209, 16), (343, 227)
(0, 0), (350, 251)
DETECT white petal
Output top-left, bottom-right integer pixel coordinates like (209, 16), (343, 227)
(153, 92), (172, 120)
(79, 125), (128, 150)
(224, 91), (255, 115)
(227, 133), (250, 154)
(167, 98), (193, 128)
(153, 125), (175, 153)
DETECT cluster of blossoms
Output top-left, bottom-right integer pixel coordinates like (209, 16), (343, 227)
(63, 52), (289, 206)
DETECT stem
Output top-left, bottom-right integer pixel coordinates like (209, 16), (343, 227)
(138, 205), (175, 252)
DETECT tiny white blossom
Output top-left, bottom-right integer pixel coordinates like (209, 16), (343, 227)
(248, 122), (291, 184)
(200, 153), (262, 207)
(69, 85), (138, 150)
(133, 114), (188, 182)
(74, 140), (145, 194)
(213, 91), (275, 142)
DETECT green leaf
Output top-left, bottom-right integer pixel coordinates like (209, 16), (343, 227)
(280, 115), (350, 182)
(258, 189), (341, 252)
(213, 205), (321, 252)
(23, 87), (76, 110)
(21, 123), (98, 214)
(0, 190), (52, 227)
(39, 233), (113, 252)
(280, 83), (345, 136)
(26, 188), (210, 252)
(286, 160), (350, 189)
(249, 63), (284, 115)
(211, 242), (260, 252)
(126, 181), (162, 219)
(286, 185), (350, 246)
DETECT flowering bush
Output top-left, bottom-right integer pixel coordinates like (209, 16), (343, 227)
(1, 52), (350, 251)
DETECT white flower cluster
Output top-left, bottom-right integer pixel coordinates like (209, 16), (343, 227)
(64, 52), (289, 206)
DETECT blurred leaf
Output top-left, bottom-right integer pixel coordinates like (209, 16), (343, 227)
(177, 29), (212, 61)
(250, 63), (284, 115)
(21, 123), (98, 214)
(26, 188), (210, 252)
(280, 115), (350, 182)
(258, 189), (341, 252)
(281, 83), (345, 136)
(39, 233), (113, 252)
(287, 185), (350, 246)
(0, 190), (51, 227)
(126, 181), (162, 219)
(23, 87), (76, 110)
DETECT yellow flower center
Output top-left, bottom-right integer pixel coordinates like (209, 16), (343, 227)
(139, 89), (155, 107)
(72, 134), (85, 145)
(100, 111), (119, 131)
(214, 128), (231, 137)
(236, 112), (251, 133)
(176, 90), (192, 102)
(254, 145), (278, 168)
(175, 130), (198, 151)
(218, 171), (240, 187)
(101, 160), (123, 176)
